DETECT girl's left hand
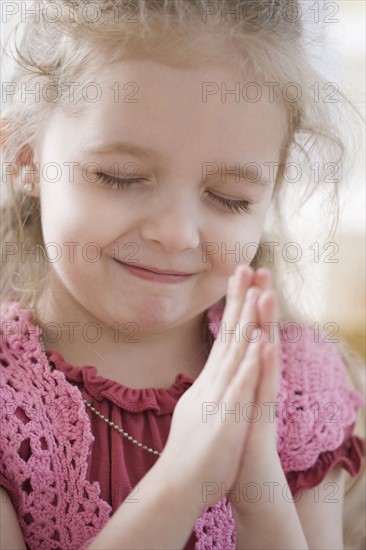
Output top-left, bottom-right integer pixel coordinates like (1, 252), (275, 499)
(226, 267), (284, 517)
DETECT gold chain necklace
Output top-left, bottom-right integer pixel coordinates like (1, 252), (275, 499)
(38, 334), (162, 457)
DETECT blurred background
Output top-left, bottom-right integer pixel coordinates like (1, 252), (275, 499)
(274, 0), (366, 360)
(319, 0), (365, 359)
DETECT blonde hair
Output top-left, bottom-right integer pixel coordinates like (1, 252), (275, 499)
(1, 1), (365, 546)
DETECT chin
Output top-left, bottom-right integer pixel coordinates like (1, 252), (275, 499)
(114, 297), (181, 327)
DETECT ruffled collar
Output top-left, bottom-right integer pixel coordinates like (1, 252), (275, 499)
(46, 349), (196, 414)
(43, 297), (226, 415)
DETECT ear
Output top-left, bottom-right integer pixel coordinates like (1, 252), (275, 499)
(14, 144), (40, 198)
(1, 117), (40, 198)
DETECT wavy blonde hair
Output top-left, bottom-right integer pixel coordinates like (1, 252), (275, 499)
(1, 1), (365, 547)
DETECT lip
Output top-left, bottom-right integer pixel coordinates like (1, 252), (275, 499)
(114, 260), (194, 284)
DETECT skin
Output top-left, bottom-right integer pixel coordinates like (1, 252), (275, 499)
(25, 59), (288, 389)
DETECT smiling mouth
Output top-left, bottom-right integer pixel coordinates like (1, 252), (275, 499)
(114, 259), (194, 283)
(115, 260), (193, 276)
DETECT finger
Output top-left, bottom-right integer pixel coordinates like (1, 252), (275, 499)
(252, 292), (281, 424)
(197, 265), (254, 388)
(254, 339), (281, 439)
(256, 290), (283, 375)
(256, 290), (278, 339)
(252, 267), (271, 292)
(215, 265), (253, 345)
(212, 285), (261, 387)
(225, 338), (263, 407)
(203, 281), (261, 395)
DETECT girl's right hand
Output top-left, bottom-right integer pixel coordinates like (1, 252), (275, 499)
(156, 264), (267, 512)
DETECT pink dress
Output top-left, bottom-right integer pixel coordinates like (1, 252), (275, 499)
(0, 297), (365, 549)
(1, 349), (364, 549)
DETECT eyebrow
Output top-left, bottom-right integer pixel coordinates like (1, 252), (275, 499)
(84, 142), (272, 188)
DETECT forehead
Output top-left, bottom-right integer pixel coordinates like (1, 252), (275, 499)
(56, 60), (289, 167)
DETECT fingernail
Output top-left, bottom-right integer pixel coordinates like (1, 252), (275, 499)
(234, 266), (242, 280)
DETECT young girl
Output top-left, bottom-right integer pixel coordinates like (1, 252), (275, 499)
(1, 1), (365, 549)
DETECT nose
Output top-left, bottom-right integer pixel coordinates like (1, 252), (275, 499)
(139, 192), (201, 252)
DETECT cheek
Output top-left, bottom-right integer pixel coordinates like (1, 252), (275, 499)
(39, 183), (124, 246)
(207, 216), (264, 271)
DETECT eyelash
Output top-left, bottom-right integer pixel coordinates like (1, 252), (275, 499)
(94, 173), (252, 214)
(205, 191), (251, 214)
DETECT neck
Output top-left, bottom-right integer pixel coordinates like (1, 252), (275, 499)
(34, 294), (212, 389)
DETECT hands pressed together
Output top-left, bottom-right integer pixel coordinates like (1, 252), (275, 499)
(158, 264), (284, 519)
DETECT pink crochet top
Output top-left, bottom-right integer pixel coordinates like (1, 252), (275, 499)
(0, 298), (365, 550)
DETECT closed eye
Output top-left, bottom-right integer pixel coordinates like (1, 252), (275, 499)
(94, 173), (143, 189)
(94, 173), (252, 214)
(204, 191), (252, 214)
